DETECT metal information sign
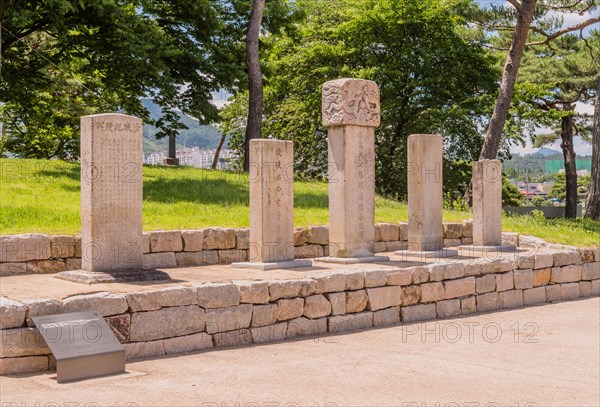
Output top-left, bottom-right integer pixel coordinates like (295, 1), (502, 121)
(32, 311), (125, 383)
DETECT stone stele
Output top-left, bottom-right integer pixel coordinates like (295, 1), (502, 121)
(472, 159), (503, 246)
(232, 139), (310, 270)
(319, 78), (387, 263)
(80, 113), (144, 272)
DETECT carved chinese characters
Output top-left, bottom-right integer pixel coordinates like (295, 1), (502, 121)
(80, 113), (143, 272)
(472, 159), (503, 246)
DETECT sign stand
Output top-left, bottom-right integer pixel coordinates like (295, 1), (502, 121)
(32, 311), (125, 383)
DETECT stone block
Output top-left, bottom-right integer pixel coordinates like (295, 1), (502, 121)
(0, 262), (27, 276)
(476, 274), (496, 294)
(401, 304), (436, 322)
(476, 292), (499, 312)
(523, 287), (546, 305)
(410, 266), (429, 284)
(443, 223), (463, 239)
(443, 277), (475, 299)
(461, 220), (473, 237)
(472, 160), (502, 246)
(142, 233), (150, 254)
(364, 269), (388, 287)
(277, 298), (304, 321)
(66, 258), (82, 270)
(461, 297), (477, 314)
(163, 332), (213, 354)
(436, 299), (461, 318)
(461, 237), (474, 245)
(552, 250), (581, 267)
(175, 250), (219, 266)
(218, 249), (247, 264)
(366, 286), (403, 311)
(251, 304), (278, 328)
(62, 292), (128, 316)
(516, 254), (535, 270)
(251, 323), (288, 343)
(561, 283), (580, 300)
(444, 239), (462, 248)
(294, 228), (309, 246)
(205, 304), (252, 334)
(50, 235), (75, 258)
(581, 262), (600, 281)
(106, 314), (131, 343)
(130, 305), (205, 341)
(534, 254), (553, 269)
(181, 230), (204, 252)
(314, 272), (346, 294)
(502, 232), (518, 246)
(0, 328), (50, 357)
(579, 281), (592, 297)
(295, 244), (324, 259)
(345, 290), (368, 313)
(443, 263), (465, 280)
(23, 298), (62, 326)
(0, 297), (27, 329)
(124, 341), (165, 361)
(269, 279), (315, 301)
(150, 230), (183, 253)
(326, 292), (345, 315)
(328, 312), (373, 333)
(142, 252), (176, 269)
(402, 285), (421, 306)
(496, 272), (514, 292)
(592, 280), (600, 296)
(344, 270), (366, 290)
(0, 356), (48, 375)
(387, 269), (413, 286)
(213, 329), (253, 347)
(307, 226), (329, 245)
(304, 295), (332, 319)
(428, 264), (445, 282)
(160, 287), (197, 307)
(551, 265), (582, 283)
(499, 290), (523, 308)
(197, 283), (240, 308)
(235, 280), (270, 304)
(399, 223), (409, 241)
(0, 234), (51, 262)
(464, 262), (481, 277)
(26, 259), (67, 274)
(386, 241), (407, 252)
(287, 317), (327, 338)
(514, 269), (534, 289)
(373, 241), (388, 253)
(126, 291), (162, 312)
(533, 268), (551, 287)
(377, 223), (400, 241)
(203, 228), (236, 250)
(420, 282), (444, 303)
(545, 285), (562, 302)
(373, 307), (400, 326)
(235, 228), (249, 250)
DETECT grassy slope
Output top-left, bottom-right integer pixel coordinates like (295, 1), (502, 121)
(1, 159), (598, 246)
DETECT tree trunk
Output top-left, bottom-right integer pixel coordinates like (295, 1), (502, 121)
(585, 74), (600, 219)
(479, 0), (537, 160)
(212, 132), (227, 169)
(243, 0), (265, 172)
(560, 108), (578, 219)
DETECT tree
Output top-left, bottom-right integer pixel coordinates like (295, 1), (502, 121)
(0, 0), (246, 159)
(223, 0), (497, 198)
(464, 0), (600, 201)
(585, 73), (600, 219)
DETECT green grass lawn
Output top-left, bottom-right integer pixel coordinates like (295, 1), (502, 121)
(1, 158), (598, 246)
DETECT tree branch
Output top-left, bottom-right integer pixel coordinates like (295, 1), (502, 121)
(528, 16), (600, 46)
(506, 0), (522, 12)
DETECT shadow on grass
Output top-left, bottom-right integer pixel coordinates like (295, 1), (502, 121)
(295, 191), (328, 208)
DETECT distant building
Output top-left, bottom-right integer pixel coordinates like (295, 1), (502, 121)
(144, 147), (236, 170)
(515, 181), (553, 199)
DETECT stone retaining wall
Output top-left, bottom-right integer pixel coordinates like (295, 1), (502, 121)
(0, 222), (477, 276)
(1, 244), (598, 375)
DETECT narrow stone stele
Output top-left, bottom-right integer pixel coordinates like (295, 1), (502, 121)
(232, 139), (311, 270)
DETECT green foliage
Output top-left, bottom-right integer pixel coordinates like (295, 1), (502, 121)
(549, 173), (591, 201)
(223, 0), (497, 198)
(502, 175), (525, 206)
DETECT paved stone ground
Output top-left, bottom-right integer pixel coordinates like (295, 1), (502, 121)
(1, 298), (598, 406)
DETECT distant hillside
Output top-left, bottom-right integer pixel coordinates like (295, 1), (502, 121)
(141, 99), (225, 155)
(533, 147), (561, 157)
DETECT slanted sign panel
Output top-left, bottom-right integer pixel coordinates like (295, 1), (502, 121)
(32, 311), (125, 383)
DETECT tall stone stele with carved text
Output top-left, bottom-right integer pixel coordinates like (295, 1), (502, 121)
(321, 78), (386, 261)
(80, 113), (143, 272)
(472, 159), (503, 246)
